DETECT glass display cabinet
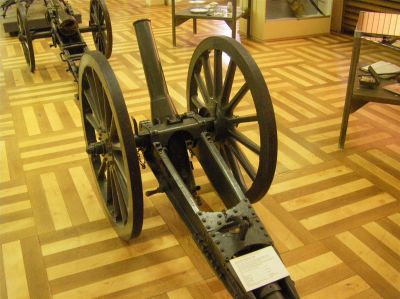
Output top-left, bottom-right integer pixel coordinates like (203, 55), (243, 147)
(171, 0), (251, 46)
(249, 0), (332, 40)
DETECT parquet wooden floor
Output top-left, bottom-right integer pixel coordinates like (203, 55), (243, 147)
(1, 1), (399, 298)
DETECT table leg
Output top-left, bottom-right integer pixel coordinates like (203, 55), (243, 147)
(339, 35), (362, 148)
(247, 0), (251, 38)
(193, 18), (197, 34)
(172, 0), (176, 46)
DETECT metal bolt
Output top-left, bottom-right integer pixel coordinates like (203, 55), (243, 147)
(218, 214), (222, 218)
(206, 225), (211, 229)
(197, 211), (203, 216)
(233, 209), (237, 213)
(217, 221), (222, 225)
(202, 218), (206, 222)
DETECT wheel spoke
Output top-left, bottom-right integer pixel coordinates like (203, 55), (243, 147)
(213, 49), (222, 99)
(99, 30), (107, 46)
(94, 32), (99, 43)
(111, 167), (128, 223)
(228, 129), (260, 155)
(225, 82), (249, 113)
(97, 157), (107, 179)
(221, 60), (236, 105)
(91, 69), (106, 127)
(227, 114), (258, 125)
(85, 112), (101, 131)
(228, 139), (256, 181)
(98, 7), (105, 24)
(90, 11), (98, 25)
(97, 34), (104, 53)
(97, 3), (102, 23)
(221, 143), (247, 190)
(105, 166), (111, 203)
(109, 117), (116, 140)
(109, 169), (121, 221)
(103, 89), (112, 131)
(84, 75), (102, 123)
(201, 54), (213, 98)
(113, 152), (127, 183)
(194, 72), (210, 104)
(83, 91), (100, 126)
(113, 166), (128, 203)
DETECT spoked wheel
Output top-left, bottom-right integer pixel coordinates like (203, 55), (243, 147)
(79, 51), (143, 240)
(187, 36), (278, 203)
(89, 0), (112, 59)
(16, 2), (35, 72)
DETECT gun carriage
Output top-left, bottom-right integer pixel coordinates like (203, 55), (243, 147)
(15, 0), (112, 79)
(78, 19), (300, 298)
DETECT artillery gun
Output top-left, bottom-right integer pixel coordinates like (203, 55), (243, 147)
(15, 0), (112, 78)
(78, 19), (300, 298)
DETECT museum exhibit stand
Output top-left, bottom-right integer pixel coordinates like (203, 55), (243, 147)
(339, 11), (400, 148)
(171, 0), (251, 46)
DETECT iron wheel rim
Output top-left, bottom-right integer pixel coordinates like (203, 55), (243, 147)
(187, 36), (277, 203)
(17, 3), (35, 72)
(89, 0), (113, 59)
(79, 51), (143, 240)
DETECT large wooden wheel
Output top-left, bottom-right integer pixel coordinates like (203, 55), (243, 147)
(16, 2), (35, 72)
(89, 0), (112, 59)
(187, 36), (278, 203)
(79, 51), (143, 240)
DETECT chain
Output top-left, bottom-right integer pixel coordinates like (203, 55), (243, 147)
(136, 148), (146, 169)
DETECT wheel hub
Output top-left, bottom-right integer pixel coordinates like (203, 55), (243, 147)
(86, 140), (107, 155)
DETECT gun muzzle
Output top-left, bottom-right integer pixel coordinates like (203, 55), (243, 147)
(133, 19), (178, 124)
(57, 8), (78, 36)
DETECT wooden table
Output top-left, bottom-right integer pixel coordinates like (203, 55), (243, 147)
(339, 11), (400, 148)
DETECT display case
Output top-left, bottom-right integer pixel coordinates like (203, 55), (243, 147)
(249, 0), (332, 41)
(339, 11), (400, 148)
(171, 0), (251, 46)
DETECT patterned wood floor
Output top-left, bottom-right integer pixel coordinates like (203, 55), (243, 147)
(1, 1), (400, 298)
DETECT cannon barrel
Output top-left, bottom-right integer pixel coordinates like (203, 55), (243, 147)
(133, 19), (178, 124)
(48, 0), (79, 36)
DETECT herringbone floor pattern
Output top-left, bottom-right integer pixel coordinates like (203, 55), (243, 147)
(1, 1), (399, 298)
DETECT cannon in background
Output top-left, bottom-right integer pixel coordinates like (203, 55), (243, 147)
(16, 0), (112, 79)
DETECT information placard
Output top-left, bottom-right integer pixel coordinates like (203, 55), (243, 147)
(229, 246), (289, 292)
